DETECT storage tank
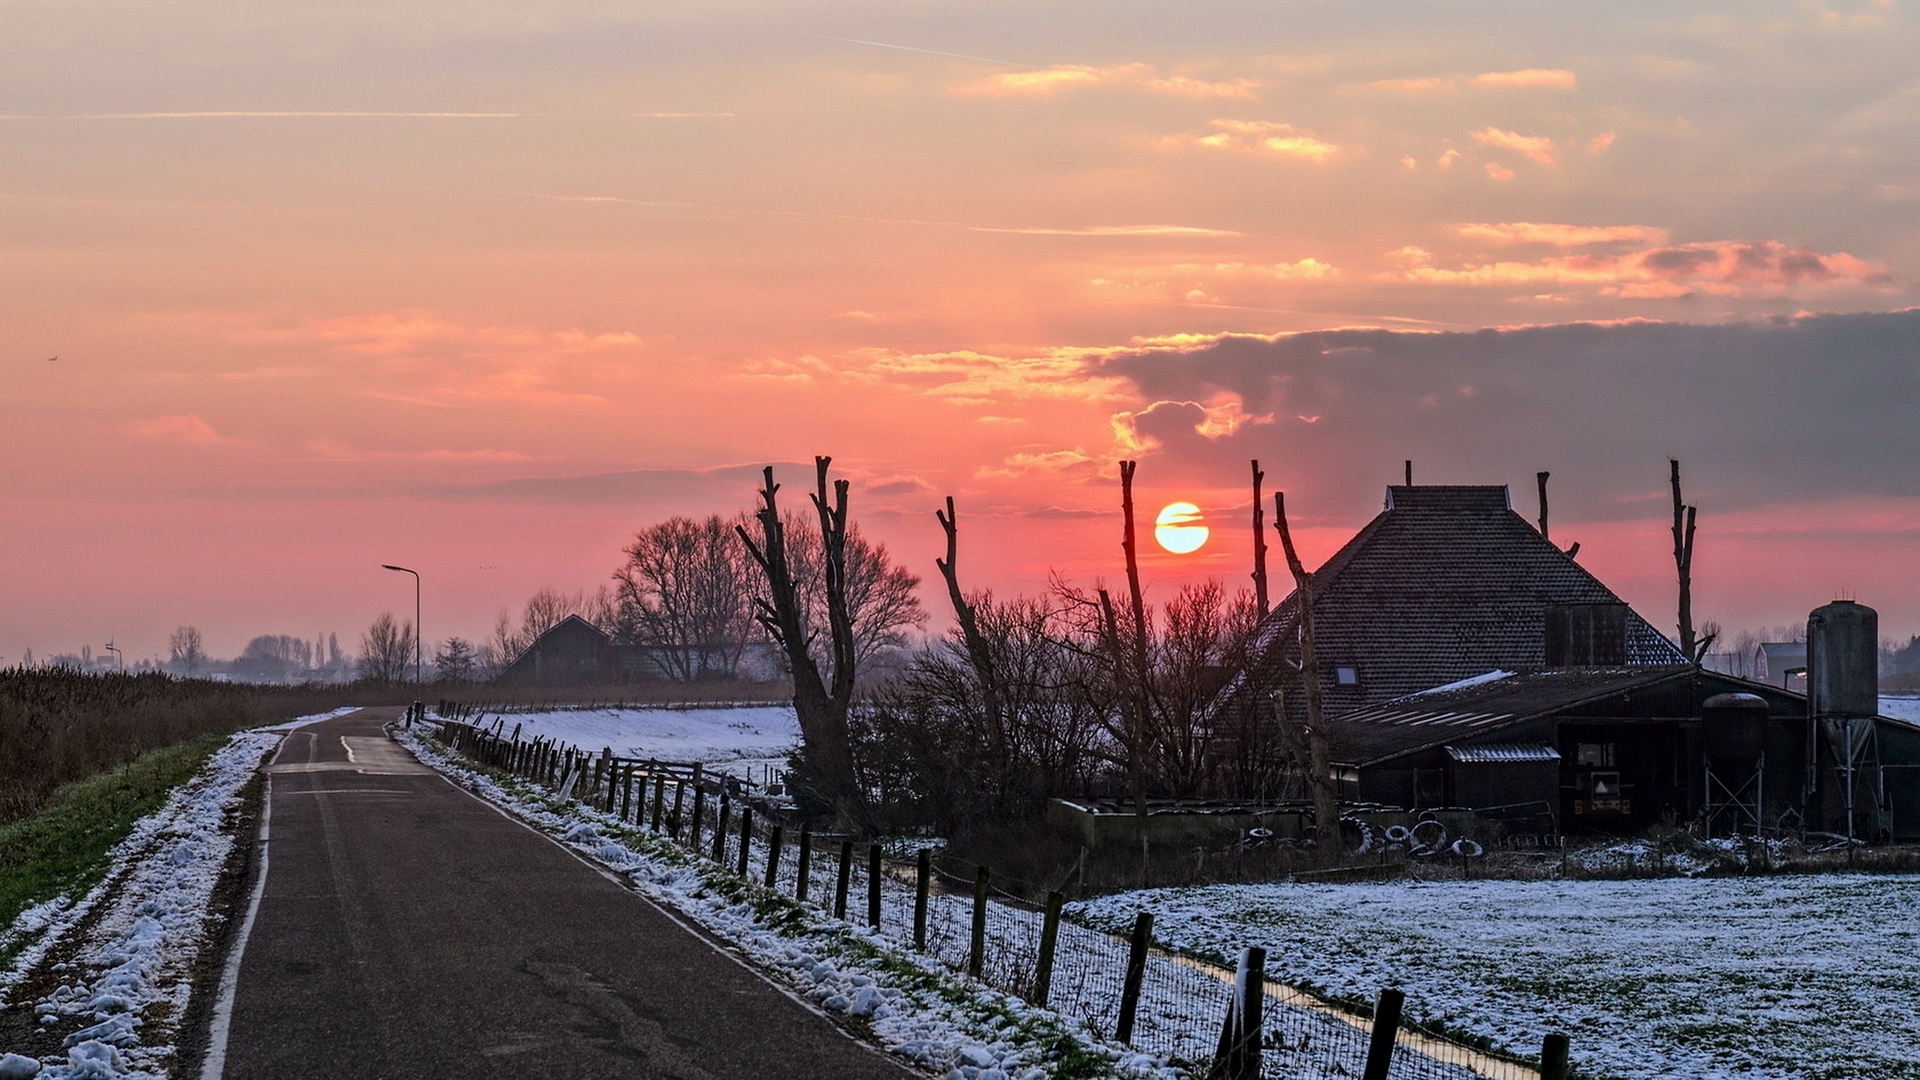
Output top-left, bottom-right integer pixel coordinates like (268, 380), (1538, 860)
(1808, 600), (1878, 718)
(1702, 692), (1770, 767)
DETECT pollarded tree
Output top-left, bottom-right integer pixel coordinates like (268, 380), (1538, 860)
(613, 514), (757, 681)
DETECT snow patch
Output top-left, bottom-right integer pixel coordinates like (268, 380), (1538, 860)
(0, 708), (356, 1078)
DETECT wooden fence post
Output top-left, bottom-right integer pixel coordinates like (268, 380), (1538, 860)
(1116, 912), (1154, 1044)
(867, 844), (883, 928)
(736, 806), (754, 877)
(796, 830), (813, 902)
(765, 825), (784, 889)
(713, 796), (730, 863)
(1541, 1033), (1571, 1080)
(1206, 947), (1266, 1080)
(914, 849), (931, 950)
(620, 767), (634, 820)
(834, 839), (853, 919)
(669, 781), (686, 840)
(967, 865), (990, 977)
(605, 764), (620, 814)
(689, 786), (706, 849)
(1032, 891), (1064, 1006)
(651, 773), (667, 831)
(1361, 987), (1404, 1080)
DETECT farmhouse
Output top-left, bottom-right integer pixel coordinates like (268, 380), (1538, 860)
(1216, 483), (1920, 840)
(494, 613), (783, 686)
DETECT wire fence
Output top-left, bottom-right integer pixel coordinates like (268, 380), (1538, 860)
(433, 718), (1574, 1080)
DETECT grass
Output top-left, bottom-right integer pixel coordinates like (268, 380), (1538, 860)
(0, 732), (235, 969)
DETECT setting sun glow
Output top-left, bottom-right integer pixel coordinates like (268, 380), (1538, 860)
(1154, 503), (1210, 555)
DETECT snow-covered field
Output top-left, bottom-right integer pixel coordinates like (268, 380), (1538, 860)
(0, 708), (355, 1080)
(1072, 875), (1920, 1080)
(482, 705), (799, 783)
(1879, 694), (1920, 723)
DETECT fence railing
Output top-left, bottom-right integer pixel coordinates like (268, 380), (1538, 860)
(432, 718), (1576, 1080)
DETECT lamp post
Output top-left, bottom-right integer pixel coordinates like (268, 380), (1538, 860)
(103, 640), (122, 673)
(381, 565), (422, 714)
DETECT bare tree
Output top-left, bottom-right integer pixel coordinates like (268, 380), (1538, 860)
(357, 612), (415, 683)
(737, 459), (865, 821)
(1251, 461), (1270, 616)
(614, 514), (757, 681)
(234, 635), (312, 682)
(779, 514), (925, 678)
(1274, 491), (1340, 854)
(1670, 459), (1716, 662)
(168, 625), (206, 676)
(434, 637), (479, 683)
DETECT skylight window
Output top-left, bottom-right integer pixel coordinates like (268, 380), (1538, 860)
(1335, 665), (1360, 686)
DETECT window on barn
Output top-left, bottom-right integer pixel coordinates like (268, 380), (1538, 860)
(1334, 665), (1360, 686)
(1576, 742), (1615, 767)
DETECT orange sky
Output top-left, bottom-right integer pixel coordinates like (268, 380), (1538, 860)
(5, 1), (1920, 662)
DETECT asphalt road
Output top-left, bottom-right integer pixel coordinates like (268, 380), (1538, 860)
(214, 708), (917, 1080)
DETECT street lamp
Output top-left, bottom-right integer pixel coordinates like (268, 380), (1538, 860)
(103, 640), (122, 673)
(381, 564), (423, 690)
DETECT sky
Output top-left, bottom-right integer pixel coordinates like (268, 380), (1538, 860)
(4, 0), (1920, 663)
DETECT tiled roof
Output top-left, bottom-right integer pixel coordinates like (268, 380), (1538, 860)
(1238, 484), (1686, 715)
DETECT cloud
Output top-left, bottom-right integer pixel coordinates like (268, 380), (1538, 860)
(1078, 310), (1920, 518)
(864, 475), (937, 497)
(445, 463), (812, 504)
(1470, 127), (1560, 167)
(1484, 162), (1516, 182)
(1471, 69), (1578, 90)
(1458, 223), (1673, 247)
(1584, 132), (1616, 154)
(127, 415), (221, 444)
(1167, 120), (1340, 162)
(1396, 239), (1891, 297)
(1363, 77), (1455, 94)
(857, 347), (1132, 406)
(1113, 397), (1266, 453)
(954, 63), (1260, 99)
(977, 448), (1103, 479)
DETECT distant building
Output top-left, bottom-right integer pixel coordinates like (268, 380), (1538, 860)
(1754, 642), (1808, 689)
(493, 614), (785, 686)
(494, 615), (620, 686)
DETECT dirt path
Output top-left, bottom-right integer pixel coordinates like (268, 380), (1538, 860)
(210, 708), (917, 1080)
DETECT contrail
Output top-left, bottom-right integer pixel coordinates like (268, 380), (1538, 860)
(808, 34), (1030, 68)
(512, 192), (1240, 237)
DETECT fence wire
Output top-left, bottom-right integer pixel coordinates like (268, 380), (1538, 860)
(441, 722), (1551, 1080)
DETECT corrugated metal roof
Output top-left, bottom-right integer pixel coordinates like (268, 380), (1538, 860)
(1324, 666), (1694, 765)
(1446, 743), (1562, 763)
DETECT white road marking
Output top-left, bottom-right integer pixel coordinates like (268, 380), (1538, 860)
(199, 773), (272, 1080)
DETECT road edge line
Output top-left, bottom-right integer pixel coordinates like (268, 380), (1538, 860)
(197, 771), (273, 1080)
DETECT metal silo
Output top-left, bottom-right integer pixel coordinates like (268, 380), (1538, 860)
(1808, 600), (1878, 718)
(1807, 600), (1886, 841)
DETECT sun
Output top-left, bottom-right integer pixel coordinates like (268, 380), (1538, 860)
(1154, 502), (1210, 554)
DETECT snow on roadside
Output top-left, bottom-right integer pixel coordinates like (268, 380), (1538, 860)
(397, 725), (1188, 1080)
(0, 708), (355, 1080)
(474, 705), (799, 783)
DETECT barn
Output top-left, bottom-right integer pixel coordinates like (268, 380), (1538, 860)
(1216, 483), (1920, 840)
